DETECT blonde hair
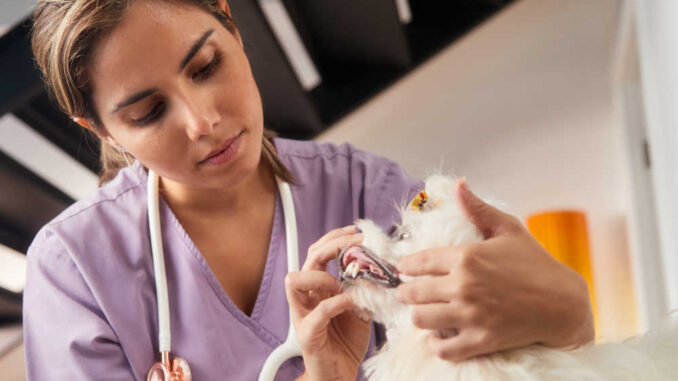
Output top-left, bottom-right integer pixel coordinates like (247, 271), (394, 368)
(31, 0), (295, 185)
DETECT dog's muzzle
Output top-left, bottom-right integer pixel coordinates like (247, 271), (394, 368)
(337, 245), (401, 287)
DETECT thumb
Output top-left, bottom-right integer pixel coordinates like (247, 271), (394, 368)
(455, 178), (513, 238)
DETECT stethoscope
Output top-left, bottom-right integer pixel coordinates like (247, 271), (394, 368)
(146, 170), (302, 381)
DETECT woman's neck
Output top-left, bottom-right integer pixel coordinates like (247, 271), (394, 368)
(159, 160), (277, 219)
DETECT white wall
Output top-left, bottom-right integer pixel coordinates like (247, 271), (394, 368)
(317, 0), (639, 340)
(633, 0), (678, 318)
(612, 1), (666, 333)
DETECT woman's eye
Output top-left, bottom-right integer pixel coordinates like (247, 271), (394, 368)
(131, 101), (166, 126)
(192, 51), (222, 81)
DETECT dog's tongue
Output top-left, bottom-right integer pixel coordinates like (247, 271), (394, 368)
(342, 246), (385, 278)
(338, 245), (401, 287)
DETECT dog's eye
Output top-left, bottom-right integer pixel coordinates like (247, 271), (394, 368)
(390, 226), (411, 241)
(398, 231), (411, 240)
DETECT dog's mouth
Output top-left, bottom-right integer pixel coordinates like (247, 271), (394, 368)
(338, 245), (401, 287)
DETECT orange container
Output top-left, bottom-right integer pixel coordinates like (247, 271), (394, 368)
(527, 210), (598, 332)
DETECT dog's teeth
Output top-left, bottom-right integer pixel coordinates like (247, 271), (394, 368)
(346, 262), (357, 278)
(354, 264), (360, 278)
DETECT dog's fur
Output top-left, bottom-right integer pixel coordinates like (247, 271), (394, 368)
(340, 174), (678, 381)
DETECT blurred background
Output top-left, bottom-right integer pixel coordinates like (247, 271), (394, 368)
(2, 0), (678, 379)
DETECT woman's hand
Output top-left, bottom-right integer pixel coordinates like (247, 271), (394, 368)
(286, 225), (371, 381)
(396, 179), (594, 362)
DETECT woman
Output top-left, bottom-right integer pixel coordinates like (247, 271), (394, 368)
(24, 0), (594, 379)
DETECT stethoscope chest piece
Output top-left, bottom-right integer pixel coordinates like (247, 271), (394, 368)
(147, 351), (191, 381)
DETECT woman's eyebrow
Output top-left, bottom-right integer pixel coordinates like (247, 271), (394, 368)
(113, 88), (158, 114)
(178, 28), (215, 73)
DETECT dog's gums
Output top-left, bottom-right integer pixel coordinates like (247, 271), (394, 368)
(338, 245), (401, 288)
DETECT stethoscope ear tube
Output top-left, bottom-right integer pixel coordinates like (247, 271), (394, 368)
(148, 170), (172, 353)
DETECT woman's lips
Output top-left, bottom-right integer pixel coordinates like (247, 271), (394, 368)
(199, 132), (242, 166)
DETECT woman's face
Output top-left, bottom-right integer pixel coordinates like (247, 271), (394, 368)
(88, 0), (264, 190)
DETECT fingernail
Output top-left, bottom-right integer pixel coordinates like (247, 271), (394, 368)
(458, 177), (469, 192)
(344, 225), (357, 232)
(458, 177), (483, 206)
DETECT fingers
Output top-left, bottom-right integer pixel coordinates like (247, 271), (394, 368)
(455, 178), (520, 238)
(304, 293), (354, 334)
(427, 329), (490, 362)
(311, 225), (358, 247)
(285, 270), (339, 292)
(409, 303), (466, 330)
(303, 228), (364, 271)
(285, 270), (340, 294)
(397, 245), (471, 276)
(396, 276), (454, 304)
(285, 271), (341, 315)
(310, 225), (357, 250)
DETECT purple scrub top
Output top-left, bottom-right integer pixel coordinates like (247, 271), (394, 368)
(23, 137), (424, 380)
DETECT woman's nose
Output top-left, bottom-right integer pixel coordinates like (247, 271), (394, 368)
(179, 93), (220, 141)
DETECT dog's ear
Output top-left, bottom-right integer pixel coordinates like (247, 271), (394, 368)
(420, 174), (457, 209)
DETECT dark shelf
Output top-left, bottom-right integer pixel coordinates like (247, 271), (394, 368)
(231, 0), (324, 138)
(0, 151), (73, 253)
(407, 0), (510, 64)
(14, 93), (101, 174)
(310, 63), (405, 126)
(0, 288), (22, 321)
(285, 0), (411, 70)
(0, 19), (44, 117)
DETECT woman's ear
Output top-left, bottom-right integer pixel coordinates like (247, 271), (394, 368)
(73, 117), (120, 147)
(216, 0), (232, 18)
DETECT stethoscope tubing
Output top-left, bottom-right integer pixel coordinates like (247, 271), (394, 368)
(146, 170), (301, 380)
(258, 176), (303, 380)
(148, 170), (172, 353)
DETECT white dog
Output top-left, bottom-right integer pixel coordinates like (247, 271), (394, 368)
(338, 174), (678, 381)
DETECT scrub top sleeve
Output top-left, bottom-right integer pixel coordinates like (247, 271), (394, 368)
(23, 234), (135, 380)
